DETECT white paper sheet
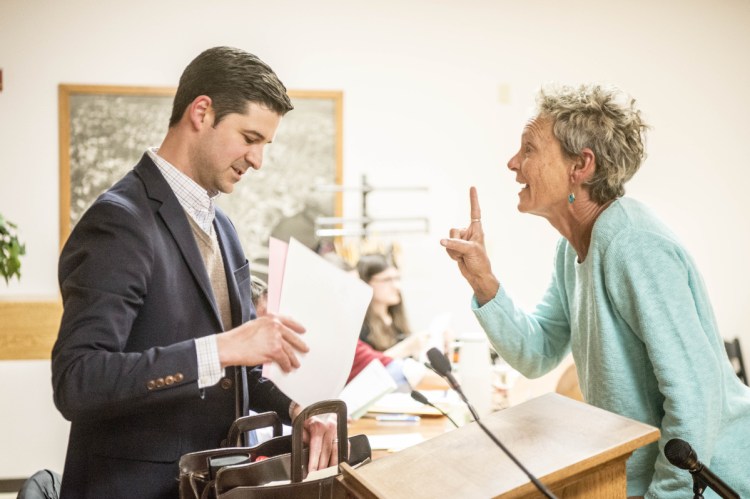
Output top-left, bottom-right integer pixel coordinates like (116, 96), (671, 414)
(339, 359), (397, 420)
(366, 433), (425, 452)
(266, 237), (288, 315)
(263, 239), (373, 408)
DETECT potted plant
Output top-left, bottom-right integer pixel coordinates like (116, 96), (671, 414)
(0, 213), (26, 284)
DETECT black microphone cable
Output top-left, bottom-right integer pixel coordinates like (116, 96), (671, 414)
(426, 347), (558, 499)
(410, 389), (459, 428)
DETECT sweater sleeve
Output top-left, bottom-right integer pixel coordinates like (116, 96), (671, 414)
(473, 247), (572, 378)
(348, 340), (394, 383)
(603, 229), (723, 499)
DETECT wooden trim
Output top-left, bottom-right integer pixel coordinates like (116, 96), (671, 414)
(0, 300), (62, 360)
(0, 478), (26, 493)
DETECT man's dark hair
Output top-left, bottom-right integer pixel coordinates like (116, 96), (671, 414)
(169, 46), (294, 127)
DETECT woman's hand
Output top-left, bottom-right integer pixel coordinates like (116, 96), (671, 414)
(441, 187), (500, 305)
(384, 332), (427, 359)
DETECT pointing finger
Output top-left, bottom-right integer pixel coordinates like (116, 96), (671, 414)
(469, 186), (482, 224)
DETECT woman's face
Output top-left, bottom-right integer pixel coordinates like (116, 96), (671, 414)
(368, 267), (402, 307)
(506, 116), (573, 220)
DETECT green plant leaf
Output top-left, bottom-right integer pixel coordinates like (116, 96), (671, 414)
(0, 213), (25, 284)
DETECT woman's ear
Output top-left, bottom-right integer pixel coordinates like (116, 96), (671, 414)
(572, 148), (596, 183)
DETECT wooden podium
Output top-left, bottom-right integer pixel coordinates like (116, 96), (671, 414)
(337, 393), (659, 498)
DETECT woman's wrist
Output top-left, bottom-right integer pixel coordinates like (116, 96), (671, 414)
(472, 276), (500, 306)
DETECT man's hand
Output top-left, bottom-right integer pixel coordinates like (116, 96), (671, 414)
(216, 314), (308, 371)
(440, 186), (500, 305)
(291, 404), (339, 472)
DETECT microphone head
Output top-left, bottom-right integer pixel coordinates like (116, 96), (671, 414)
(426, 347), (452, 376)
(410, 390), (430, 405)
(664, 438), (699, 471)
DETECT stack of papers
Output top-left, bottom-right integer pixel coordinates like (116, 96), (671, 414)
(339, 360), (397, 420)
(366, 433), (425, 452)
(262, 238), (373, 408)
(367, 390), (457, 416)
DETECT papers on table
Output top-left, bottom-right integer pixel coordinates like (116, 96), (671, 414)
(366, 390), (458, 416)
(339, 359), (398, 420)
(262, 238), (373, 408)
(366, 433), (426, 452)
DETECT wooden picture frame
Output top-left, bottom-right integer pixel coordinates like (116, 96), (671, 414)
(0, 85), (343, 360)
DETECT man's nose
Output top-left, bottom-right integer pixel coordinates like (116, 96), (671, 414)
(245, 147), (263, 170)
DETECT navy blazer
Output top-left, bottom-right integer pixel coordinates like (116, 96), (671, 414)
(52, 154), (291, 499)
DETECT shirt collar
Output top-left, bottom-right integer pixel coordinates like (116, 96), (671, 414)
(147, 147), (219, 235)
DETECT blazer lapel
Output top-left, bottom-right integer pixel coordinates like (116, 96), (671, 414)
(134, 155), (223, 330)
(213, 211), (251, 419)
(213, 214), (243, 328)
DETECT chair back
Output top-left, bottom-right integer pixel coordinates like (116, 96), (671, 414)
(725, 338), (748, 385)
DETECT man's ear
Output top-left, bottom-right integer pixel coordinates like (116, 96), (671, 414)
(187, 95), (213, 130)
(572, 148), (596, 183)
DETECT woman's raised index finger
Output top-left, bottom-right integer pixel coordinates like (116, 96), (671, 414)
(469, 186), (482, 223)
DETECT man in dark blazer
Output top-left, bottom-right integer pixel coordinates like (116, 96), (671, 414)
(51, 47), (337, 499)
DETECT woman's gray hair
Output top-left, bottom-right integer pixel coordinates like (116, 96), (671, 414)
(535, 83), (649, 204)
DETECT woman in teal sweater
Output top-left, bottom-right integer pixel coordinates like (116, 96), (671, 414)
(441, 83), (750, 498)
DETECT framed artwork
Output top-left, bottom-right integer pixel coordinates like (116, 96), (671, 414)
(58, 84), (343, 277)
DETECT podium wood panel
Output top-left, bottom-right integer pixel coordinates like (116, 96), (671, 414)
(339, 393), (659, 498)
(0, 301), (62, 359)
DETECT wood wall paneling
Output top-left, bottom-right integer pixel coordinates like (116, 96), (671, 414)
(0, 301), (62, 360)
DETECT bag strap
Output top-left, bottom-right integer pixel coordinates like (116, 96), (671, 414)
(226, 411), (283, 447)
(290, 399), (348, 483)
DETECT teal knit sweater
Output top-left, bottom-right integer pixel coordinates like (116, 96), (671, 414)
(473, 198), (750, 498)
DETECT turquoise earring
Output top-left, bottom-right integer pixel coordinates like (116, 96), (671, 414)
(568, 193), (576, 204)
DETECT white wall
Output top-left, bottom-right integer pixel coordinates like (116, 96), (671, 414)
(1, 0), (749, 480)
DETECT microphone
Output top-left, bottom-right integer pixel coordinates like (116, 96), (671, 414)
(664, 438), (739, 499)
(425, 347), (557, 499)
(426, 348), (481, 422)
(423, 361), (441, 377)
(410, 390), (459, 428)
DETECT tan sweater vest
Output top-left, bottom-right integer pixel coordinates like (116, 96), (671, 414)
(187, 216), (232, 331)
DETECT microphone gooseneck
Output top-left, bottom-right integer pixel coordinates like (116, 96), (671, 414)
(426, 348), (481, 422)
(664, 438), (740, 499)
(410, 390), (459, 428)
(425, 347), (558, 499)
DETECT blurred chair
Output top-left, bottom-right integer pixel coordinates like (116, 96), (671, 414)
(16, 469), (60, 499)
(555, 363), (584, 402)
(724, 338), (748, 385)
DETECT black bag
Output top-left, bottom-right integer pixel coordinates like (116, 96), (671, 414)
(179, 399), (371, 499)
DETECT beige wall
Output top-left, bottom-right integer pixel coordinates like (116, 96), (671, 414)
(1, 0), (749, 480)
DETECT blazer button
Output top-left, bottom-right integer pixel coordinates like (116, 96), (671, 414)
(156, 378), (165, 388)
(147, 380), (156, 390)
(174, 372), (184, 383)
(165, 375), (175, 386)
(220, 378), (233, 390)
